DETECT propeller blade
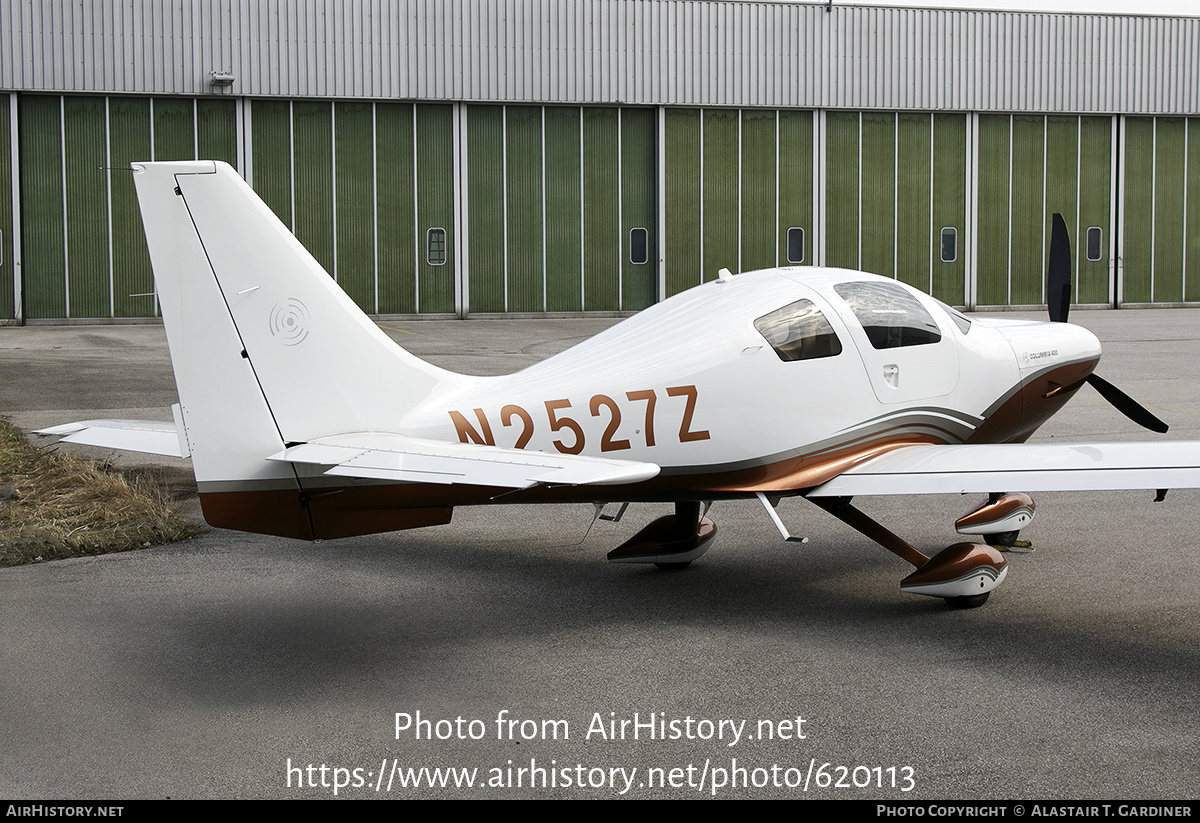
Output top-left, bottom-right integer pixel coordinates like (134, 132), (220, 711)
(1046, 214), (1166, 434)
(1047, 212), (1072, 323)
(1086, 374), (1169, 433)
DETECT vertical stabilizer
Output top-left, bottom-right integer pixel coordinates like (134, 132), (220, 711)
(132, 160), (466, 538)
(139, 161), (460, 442)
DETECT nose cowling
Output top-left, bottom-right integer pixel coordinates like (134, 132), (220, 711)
(966, 319), (1102, 444)
(991, 318), (1102, 378)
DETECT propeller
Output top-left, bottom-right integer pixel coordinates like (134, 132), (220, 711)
(1085, 374), (1169, 434)
(1046, 213), (1168, 433)
(1047, 213), (1072, 324)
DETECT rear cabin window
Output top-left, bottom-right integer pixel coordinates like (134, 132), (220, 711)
(754, 299), (843, 362)
(833, 281), (942, 349)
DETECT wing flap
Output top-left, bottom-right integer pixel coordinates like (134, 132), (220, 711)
(35, 418), (186, 458)
(270, 432), (660, 489)
(807, 441), (1200, 496)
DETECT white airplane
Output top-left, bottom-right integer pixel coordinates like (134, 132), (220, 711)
(37, 161), (1200, 608)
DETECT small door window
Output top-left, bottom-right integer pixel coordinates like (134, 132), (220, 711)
(786, 227), (805, 264)
(426, 228), (447, 266)
(940, 227), (957, 263)
(1086, 227), (1103, 262)
(629, 228), (649, 265)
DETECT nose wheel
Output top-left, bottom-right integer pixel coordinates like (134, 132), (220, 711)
(988, 530), (1020, 547)
(946, 593), (990, 609)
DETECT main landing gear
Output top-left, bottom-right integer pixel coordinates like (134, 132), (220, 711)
(605, 501), (716, 569)
(604, 492), (1035, 608)
(955, 493), (1036, 551)
(807, 495), (1019, 608)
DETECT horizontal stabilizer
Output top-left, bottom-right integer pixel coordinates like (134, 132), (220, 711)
(35, 418), (187, 458)
(807, 441), (1200, 496)
(270, 432), (661, 489)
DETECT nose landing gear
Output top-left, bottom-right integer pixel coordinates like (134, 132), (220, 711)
(899, 542), (1009, 607)
(807, 495), (1010, 609)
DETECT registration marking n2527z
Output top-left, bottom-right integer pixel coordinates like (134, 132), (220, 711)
(448, 386), (710, 455)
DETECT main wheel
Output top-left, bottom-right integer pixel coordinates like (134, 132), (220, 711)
(945, 592), (990, 608)
(988, 530), (1020, 548)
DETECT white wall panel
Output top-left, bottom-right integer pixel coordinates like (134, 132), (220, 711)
(0, 0), (1197, 114)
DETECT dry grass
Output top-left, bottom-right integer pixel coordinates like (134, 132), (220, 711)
(0, 417), (198, 566)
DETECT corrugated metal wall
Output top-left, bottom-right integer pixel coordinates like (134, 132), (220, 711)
(2, 1), (1197, 114)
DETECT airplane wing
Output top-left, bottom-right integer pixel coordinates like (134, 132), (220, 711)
(806, 441), (1200, 497)
(270, 432), (660, 489)
(35, 416), (188, 458)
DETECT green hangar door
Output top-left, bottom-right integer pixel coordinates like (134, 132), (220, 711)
(249, 100), (456, 316)
(975, 114), (1114, 308)
(0, 94), (12, 321)
(824, 111), (968, 307)
(1120, 116), (1200, 304)
(662, 109), (815, 298)
(465, 105), (657, 313)
(18, 95), (237, 319)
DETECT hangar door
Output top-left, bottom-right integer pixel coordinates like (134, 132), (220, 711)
(974, 114), (1114, 308)
(1119, 116), (1200, 304)
(0, 94), (12, 322)
(662, 108), (815, 298)
(822, 111), (968, 307)
(17, 95), (237, 319)
(464, 105), (657, 313)
(248, 100), (457, 316)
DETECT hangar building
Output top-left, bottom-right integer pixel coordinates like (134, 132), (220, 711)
(0, 0), (1197, 322)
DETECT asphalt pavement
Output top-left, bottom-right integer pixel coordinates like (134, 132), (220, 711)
(1, 309), (1199, 799)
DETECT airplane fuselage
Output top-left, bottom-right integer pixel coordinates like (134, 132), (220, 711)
(391, 269), (1102, 502)
(188, 264), (1101, 536)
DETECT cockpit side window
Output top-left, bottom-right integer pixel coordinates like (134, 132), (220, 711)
(754, 299), (843, 362)
(832, 281), (942, 349)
